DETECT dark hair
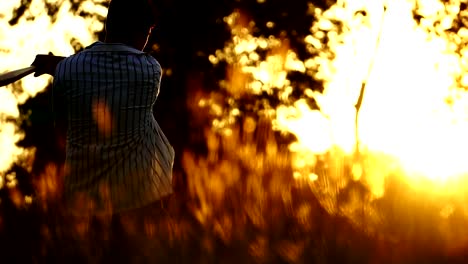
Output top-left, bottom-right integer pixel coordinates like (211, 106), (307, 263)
(105, 0), (155, 37)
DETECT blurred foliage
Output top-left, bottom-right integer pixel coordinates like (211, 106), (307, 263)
(4, 1), (343, 262)
(412, 0), (468, 90)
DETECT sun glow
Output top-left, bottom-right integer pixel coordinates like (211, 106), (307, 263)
(357, 0), (468, 184)
(205, 1), (468, 220)
(274, 0), (468, 190)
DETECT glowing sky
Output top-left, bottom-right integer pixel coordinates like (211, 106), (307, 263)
(0, 0), (106, 174)
(272, 0), (468, 185)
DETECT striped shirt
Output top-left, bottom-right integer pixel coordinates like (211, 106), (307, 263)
(53, 41), (174, 214)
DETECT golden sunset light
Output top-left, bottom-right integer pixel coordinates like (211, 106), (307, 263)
(204, 1), (468, 245)
(2, 0), (468, 262)
(270, 0), (468, 190)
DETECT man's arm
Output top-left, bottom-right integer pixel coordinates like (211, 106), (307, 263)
(31, 53), (66, 77)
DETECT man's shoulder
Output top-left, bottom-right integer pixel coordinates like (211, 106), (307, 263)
(82, 41), (147, 55)
(145, 54), (161, 68)
(55, 52), (83, 71)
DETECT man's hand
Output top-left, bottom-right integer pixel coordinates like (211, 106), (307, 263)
(31, 53), (65, 77)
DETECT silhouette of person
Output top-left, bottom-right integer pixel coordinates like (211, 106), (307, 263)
(32, 0), (174, 261)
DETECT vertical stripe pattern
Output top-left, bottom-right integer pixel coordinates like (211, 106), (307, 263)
(53, 41), (175, 214)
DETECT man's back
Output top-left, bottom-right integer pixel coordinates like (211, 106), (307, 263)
(53, 41), (174, 214)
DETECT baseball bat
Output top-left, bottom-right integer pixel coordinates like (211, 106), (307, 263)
(0, 66), (37, 87)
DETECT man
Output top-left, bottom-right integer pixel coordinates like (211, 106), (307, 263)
(55, 0), (174, 215)
(33, 0), (175, 261)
